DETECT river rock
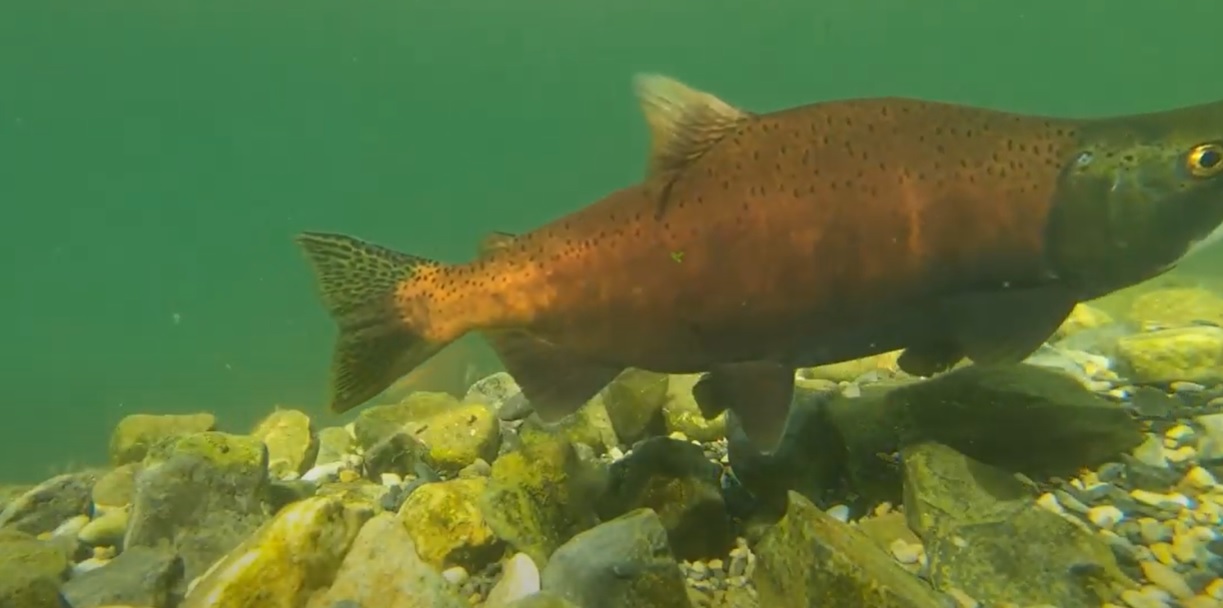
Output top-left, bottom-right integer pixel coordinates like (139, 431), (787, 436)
(1116, 326), (1223, 385)
(108, 413), (216, 466)
(181, 495), (373, 608)
(601, 369), (669, 444)
(902, 441), (1128, 606)
(597, 437), (732, 560)
(0, 529), (70, 608)
(124, 432), (271, 582)
(752, 492), (942, 608)
(92, 464), (139, 508)
(398, 477), (504, 572)
(540, 508), (692, 608)
(0, 471), (97, 536)
(307, 512), (467, 608)
(661, 374), (727, 442)
(61, 545), (182, 608)
(250, 408), (318, 478)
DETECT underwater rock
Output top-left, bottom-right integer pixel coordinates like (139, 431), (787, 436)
(466, 371), (524, 408)
(313, 426), (355, 467)
(751, 491), (945, 608)
(397, 477), (504, 572)
(662, 374), (727, 442)
(597, 437), (732, 561)
(108, 413), (216, 466)
(518, 397), (619, 456)
(1023, 343), (1119, 391)
(484, 552), (542, 608)
(902, 441), (1127, 606)
(539, 508), (692, 608)
(889, 363), (1144, 478)
(478, 435), (602, 569)
(181, 495), (372, 608)
(414, 402), (501, 475)
(0, 484), (31, 514)
(801, 350), (904, 383)
(1054, 302), (1116, 340)
(1116, 326), (1223, 385)
(601, 369), (670, 445)
(1128, 287), (1223, 328)
(0, 471), (97, 536)
(250, 408), (318, 479)
(501, 592), (580, 608)
(360, 429), (433, 480)
(78, 505), (129, 547)
(60, 545), (182, 608)
(307, 512), (467, 608)
(0, 529), (70, 608)
(92, 464), (140, 508)
(124, 432), (271, 582)
(351, 391), (462, 450)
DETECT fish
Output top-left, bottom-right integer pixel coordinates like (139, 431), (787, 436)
(294, 73), (1223, 453)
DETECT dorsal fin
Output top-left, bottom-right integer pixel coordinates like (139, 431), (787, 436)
(477, 231), (517, 257)
(632, 73), (754, 180)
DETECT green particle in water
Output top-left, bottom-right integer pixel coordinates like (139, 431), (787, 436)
(670, 250), (684, 263)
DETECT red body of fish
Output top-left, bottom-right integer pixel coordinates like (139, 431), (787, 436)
(297, 74), (1223, 451)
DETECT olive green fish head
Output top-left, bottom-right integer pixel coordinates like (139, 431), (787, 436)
(1045, 100), (1223, 296)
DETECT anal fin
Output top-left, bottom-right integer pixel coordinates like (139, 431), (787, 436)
(483, 329), (623, 421)
(692, 361), (795, 454)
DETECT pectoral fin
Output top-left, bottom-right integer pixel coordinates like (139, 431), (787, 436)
(692, 361), (795, 454)
(483, 329), (623, 421)
(899, 285), (1078, 377)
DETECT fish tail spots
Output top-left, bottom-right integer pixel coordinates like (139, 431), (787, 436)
(295, 231), (456, 413)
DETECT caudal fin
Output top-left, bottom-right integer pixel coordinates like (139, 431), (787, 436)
(294, 231), (451, 413)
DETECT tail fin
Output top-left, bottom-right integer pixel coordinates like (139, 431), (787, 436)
(294, 231), (451, 413)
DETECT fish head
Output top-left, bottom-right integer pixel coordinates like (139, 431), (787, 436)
(1046, 101), (1223, 296)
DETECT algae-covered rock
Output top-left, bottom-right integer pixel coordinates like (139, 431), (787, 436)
(108, 413), (216, 466)
(902, 442), (1128, 606)
(503, 592), (580, 608)
(0, 471), (97, 536)
(1116, 326), (1223, 385)
(125, 432), (271, 581)
(661, 374), (726, 442)
(519, 397), (618, 456)
(415, 402), (501, 474)
(351, 391), (461, 449)
(1055, 302), (1115, 340)
(1128, 286), (1223, 327)
(602, 369), (669, 444)
(597, 437), (732, 561)
(890, 363), (1143, 477)
(92, 464), (140, 508)
(751, 491), (945, 608)
(479, 435), (601, 568)
(181, 495), (373, 608)
(250, 408), (317, 479)
(398, 477), (504, 572)
(307, 513), (467, 608)
(78, 506), (129, 547)
(803, 350), (903, 382)
(540, 508), (692, 608)
(61, 545), (182, 608)
(313, 426), (354, 467)
(0, 529), (70, 608)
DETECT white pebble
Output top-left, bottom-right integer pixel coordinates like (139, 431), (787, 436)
(1036, 492), (1065, 514)
(1183, 467), (1219, 492)
(51, 515), (90, 540)
(70, 558), (108, 578)
(608, 446), (625, 461)
(1087, 505), (1125, 529)
(826, 504), (850, 523)
(441, 566), (468, 585)
(1131, 489), (1194, 511)
(889, 538), (922, 565)
(300, 461), (344, 483)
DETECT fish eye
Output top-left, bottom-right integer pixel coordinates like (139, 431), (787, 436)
(1187, 143), (1223, 178)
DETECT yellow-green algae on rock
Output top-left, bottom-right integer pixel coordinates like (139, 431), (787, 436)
(398, 476), (504, 571)
(180, 495), (373, 608)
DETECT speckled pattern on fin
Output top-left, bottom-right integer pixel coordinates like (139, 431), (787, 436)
(477, 231), (517, 257)
(295, 231), (448, 413)
(945, 285), (1078, 367)
(632, 73), (753, 216)
(483, 329), (623, 421)
(692, 361), (794, 453)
